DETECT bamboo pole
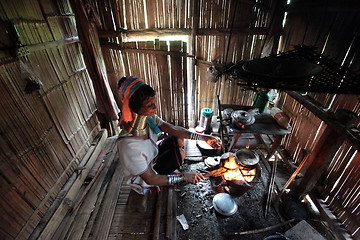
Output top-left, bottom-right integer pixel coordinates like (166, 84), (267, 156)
(33, 130), (107, 240)
(265, 154), (278, 217)
(152, 187), (163, 240)
(224, 219), (296, 236)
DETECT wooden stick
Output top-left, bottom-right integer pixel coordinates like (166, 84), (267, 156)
(166, 187), (176, 239)
(71, 163), (105, 212)
(152, 188), (163, 240)
(203, 167), (227, 178)
(278, 153), (310, 198)
(265, 155), (278, 217)
(224, 218), (296, 236)
(217, 95), (227, 153)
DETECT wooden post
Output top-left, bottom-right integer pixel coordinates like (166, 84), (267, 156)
(291, 125), (343, 200)
(189, 0), (199, 128)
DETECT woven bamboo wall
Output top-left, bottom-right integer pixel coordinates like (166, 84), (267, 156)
(276, 1), (360, 238)
(0, 0), (99, 239)
(96, 0), (273, 126)
(102, 39), (188, 126)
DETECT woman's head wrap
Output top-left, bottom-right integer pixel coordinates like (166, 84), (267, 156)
(119, 76), (145, 122)
(118, 76), (161, 135)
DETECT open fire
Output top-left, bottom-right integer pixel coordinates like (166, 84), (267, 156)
(222, 156), (256, 182)
(203, 148), (261, 195)
(203, 148), (260, 195)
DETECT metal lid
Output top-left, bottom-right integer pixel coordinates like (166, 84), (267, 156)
(212, 193), (238, 216)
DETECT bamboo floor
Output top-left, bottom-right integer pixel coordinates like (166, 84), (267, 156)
(49, 135), (175, 240)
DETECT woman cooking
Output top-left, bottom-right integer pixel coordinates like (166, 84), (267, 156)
(117, 76), (221, 195)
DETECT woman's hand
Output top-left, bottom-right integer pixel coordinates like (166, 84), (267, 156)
(203, 135), (222, 149)
(182, 172), (205, 184)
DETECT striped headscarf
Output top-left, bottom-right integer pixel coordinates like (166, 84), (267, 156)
(118, 76), (161, 134)
(119, 76), (146, 123)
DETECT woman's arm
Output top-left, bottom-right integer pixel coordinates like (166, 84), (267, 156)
(159, 121), (190, 138)
(140, 167), (204, 186)
(159, 121), (222, 149)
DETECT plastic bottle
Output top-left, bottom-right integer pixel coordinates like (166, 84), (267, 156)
(199, 107), (214, 133)
(270, 107), (291, 130)
(252, 91), (269, 113)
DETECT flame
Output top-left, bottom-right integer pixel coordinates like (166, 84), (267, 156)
(246, 138), (251, 148)
(223, 156), (256, 182)
(223, 156), (238, 169)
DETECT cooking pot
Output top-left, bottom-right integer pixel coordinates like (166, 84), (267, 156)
(222, 108), (234, 120)
(235, 149), (259, 168)
(231, 110), (255, 129)
(196, 140), (219, 156)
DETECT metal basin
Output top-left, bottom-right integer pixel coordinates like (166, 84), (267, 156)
(212, 193), (238, 216)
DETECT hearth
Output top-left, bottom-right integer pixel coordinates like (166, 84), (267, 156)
(203, 149), (262, 196)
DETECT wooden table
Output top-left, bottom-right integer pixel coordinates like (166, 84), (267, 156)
(220, 105), (291, 158)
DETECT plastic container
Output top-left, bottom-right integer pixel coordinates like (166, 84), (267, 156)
(194, 126), (205, 134)
(270, 107), (291, 130)
(199, 107), (213, 133)
(253, 91), (269, 113)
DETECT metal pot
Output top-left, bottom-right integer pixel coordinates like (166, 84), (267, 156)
(222, 108), (234, 120)
(235, 149), (259, 168)
(231, 110), (255, 129)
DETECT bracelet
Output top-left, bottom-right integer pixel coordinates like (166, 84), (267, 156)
(167, 174), (184, 185)
(190, 132), (203, 141)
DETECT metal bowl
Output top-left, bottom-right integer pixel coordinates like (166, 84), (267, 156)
(212, 193), (238, 216)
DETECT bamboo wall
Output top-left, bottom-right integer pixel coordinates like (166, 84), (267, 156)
(102, 40), (189, 126)
(96, 0), (273, 126)
(0, 0), (100, 239)
(276, 1), (360, 238)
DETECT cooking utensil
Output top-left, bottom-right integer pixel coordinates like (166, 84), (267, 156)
(235, 149), (259, 168)
(231, 110), (255, 129)
(242, 58), (323, 80)
(212, 193), (238, 216)
(196, 141), (219, 156)
(222, 108), (234, 120)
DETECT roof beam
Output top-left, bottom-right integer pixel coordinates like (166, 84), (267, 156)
(98, 27), (268, 38)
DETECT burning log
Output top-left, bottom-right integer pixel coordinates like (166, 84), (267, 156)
(203, 167), (227, 178)
(203, 150), (261, 195)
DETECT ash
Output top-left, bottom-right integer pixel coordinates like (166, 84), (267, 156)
(176, 157), (288, 240)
